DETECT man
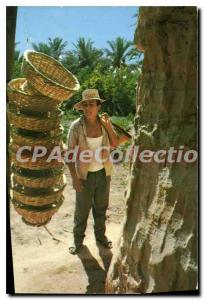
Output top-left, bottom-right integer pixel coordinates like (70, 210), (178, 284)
(67, 88), (120, 254)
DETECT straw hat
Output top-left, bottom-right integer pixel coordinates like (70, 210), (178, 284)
(74, 89), (106, 110)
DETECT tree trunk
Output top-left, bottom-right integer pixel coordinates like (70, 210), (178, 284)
(6, 6), (17, 294)
(106, 7), (198, 293)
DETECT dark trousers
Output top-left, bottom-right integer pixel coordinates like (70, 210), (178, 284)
(73, 168), (111, 246)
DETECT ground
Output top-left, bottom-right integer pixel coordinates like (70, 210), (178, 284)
(10, 162), (129, 294)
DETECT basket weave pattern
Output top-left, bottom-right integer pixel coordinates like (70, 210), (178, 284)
(7, 50), (81, 226)
(7, 78), (58, 112)
(11, 177), (66, 205)
(8, 109), (61, 131)
(10, 130), (63, 149)
(13, 173), (64, 188)
(10, 152), (65, 170)
(12, 187), (65, 206)
(22, 50), (80, 101)
(20, 80), (41, 95)
(12, 196), (64, 226)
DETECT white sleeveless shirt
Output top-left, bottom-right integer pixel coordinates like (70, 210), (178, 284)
(86, 135), (104, 172)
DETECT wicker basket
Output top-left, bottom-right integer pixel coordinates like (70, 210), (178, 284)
(11, 180), (66, 206)
(22, 50), (80, 101)
(12, 196), (64, 226)
(10, 126), (63, 149)
(8, 102), (63, 118)
(7, 78), (59, 112)
(10, 151), (65, 170)
(9, 142), (64, 156)
(12, 168), (65, 188)
(20, 79), (41, 95)
(13, 173), (64, 189)
(7, 106), (61, 131)
(11, 164), (65, 177)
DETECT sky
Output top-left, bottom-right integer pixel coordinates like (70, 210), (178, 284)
(15, 6), (138, 54)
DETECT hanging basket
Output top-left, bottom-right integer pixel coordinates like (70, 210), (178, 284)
(10, 126), (64, 150)
(8, 102), (63, 118)
(12, 172), (64, 189)
(12, 165), (65, 188)
(22, 50), (80, 101)
(10, 150), (65, 170)
(11, 180), (66, 206)
(7, 104), (61, 131)
(7, 78), (58, 112)
(11, 164), (65, 178)
(11, 196), (64, 226)
(20, 79), (41, 95)
(9, 142), (64, 154)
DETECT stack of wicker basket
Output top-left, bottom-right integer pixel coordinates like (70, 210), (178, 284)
(7, 50), (80, 226)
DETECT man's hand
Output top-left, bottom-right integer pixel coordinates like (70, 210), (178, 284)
(99, 113), (120, 148)
(99, 113), (112, 130)
(72, 176), (83, 192)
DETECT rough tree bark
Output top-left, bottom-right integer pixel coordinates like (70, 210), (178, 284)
(6, 6), (18, 294)
(106, 7), (198, 293)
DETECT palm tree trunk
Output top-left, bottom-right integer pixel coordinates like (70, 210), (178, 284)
(106, 7), (198, 294)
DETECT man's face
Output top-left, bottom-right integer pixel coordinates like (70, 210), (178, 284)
(82, 100), (101, 118)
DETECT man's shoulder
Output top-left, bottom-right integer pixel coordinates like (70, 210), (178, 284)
(70, 117), (82, 128)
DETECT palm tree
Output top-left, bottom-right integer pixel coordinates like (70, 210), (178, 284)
(32, 37), (67, 60)
(48, 37), (68, 60)
(73, 37), (103, 68)
(104, 37), (133, 68)
(32, 42), (52, 56)
(61, 50), (79, 74)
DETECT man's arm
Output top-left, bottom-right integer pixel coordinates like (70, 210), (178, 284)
(67, 162), (83, 192)
(66, 123), (83, 192)
(100, 114), (120, 148)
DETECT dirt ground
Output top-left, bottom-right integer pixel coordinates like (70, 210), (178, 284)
(10, 162), (129, 294)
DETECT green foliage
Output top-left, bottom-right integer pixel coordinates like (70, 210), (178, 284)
(13, 35), (143, 116)
(102, 67), (139, 116)
(32, 42), (52, 56)
(32, 37), (68, 60)
(12, 60), (23, 79)
(73, 37), (103, 69)
(61, 110), (134, 148)
(61, 37), (104, 82)
(105, 37), (133, 68)
(12, 47), (23, 79)
(111, 113), (134, 131)
(61, 110), (81, 143)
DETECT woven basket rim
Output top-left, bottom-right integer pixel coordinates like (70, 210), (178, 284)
(12, 180), (66, 196)
(12, 195), (64, 212)
(9, 146), (64, 157)
(7, 78), (53, 100)
(7, 78), (27, 96)
(22, 217), (52, 227)
(11, 164), (65, 178)
(7, 103), (63, 120)
(10, 125), (64, 139)
(8, 102), (63, 118)
(24, 50), (80, 92)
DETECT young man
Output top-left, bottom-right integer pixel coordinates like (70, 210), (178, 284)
(67, 88), (120, 254)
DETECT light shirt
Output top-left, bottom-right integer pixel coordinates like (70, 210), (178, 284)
(86, 135), (104, 172)
(67, 115), (116, 179)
